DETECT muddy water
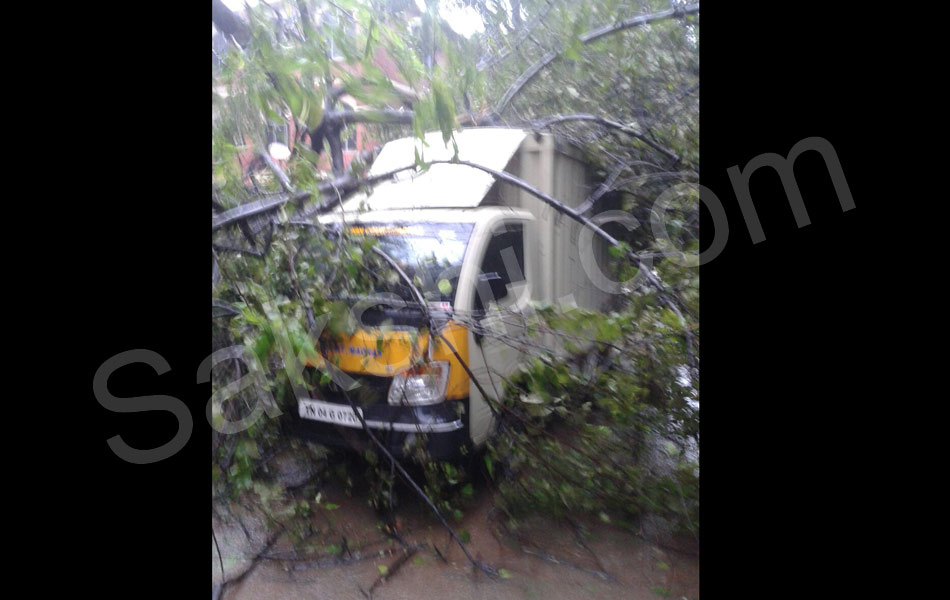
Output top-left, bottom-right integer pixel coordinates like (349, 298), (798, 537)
(220, 478), (698, 600)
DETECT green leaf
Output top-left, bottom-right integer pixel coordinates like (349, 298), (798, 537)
(364, 449), (378, 466)
(443, 462), (458, 484)
(377, 564), (389, 576)
(484, 455), (495, 479)
(431, 78), (456, 145)
(563, 41), (582, 62)
(608, 241), (631, 259)
(306, 90), (324, 129)
(363, 17), (378, 59)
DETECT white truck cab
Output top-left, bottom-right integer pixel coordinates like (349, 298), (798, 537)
(293, 128), (612, 458)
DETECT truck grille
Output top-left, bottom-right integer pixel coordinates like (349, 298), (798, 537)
(312, 373), (392, 407)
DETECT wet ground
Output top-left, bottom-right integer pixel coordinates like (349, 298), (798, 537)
(216, 472), (699, 600)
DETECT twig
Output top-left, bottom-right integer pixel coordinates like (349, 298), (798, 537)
(568, 517), (611, 576)
(519, 546), (615, 582)
(212, 242), (266, 257)
(367, 546), (418, 598)
(214, 522), (283, 598)
(213, 526), (225, 581)
(476, 0), (556, 72)
(286, 248), (316, 332)
(259, 151), (295, 194)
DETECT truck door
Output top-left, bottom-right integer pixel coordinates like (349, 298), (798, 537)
(465, 220), (532, 446)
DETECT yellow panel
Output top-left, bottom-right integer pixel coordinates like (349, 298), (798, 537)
(310, 329), (423, 377)
(304, 322), (471, 400)
(429, 321), (470, 400)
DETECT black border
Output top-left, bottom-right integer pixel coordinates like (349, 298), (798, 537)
(700, 2), (890, 595)
(55, 4), (210, 596)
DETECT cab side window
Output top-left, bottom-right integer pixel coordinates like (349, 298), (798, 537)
(475, 223), (525, 312)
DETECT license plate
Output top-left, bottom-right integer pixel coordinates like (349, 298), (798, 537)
(298, 398), (363, 428)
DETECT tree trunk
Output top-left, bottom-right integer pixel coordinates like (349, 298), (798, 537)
(326, 125), (345, 176)
(211, 0), (250, 47)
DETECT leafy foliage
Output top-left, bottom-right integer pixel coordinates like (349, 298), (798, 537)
(481, 302), (698, 535)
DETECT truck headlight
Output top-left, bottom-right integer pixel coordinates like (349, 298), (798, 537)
(388, 361), (449, 406)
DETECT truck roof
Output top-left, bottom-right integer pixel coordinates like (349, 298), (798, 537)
(338, 128), (529, 213)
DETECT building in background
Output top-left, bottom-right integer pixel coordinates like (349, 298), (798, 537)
(213, 1), (431, 179)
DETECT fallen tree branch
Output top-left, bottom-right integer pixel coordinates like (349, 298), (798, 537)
(278, 219), (692, 533)
(322, 108), (414, 127)
(425, 160), (622, 247)
(287, 157), (694, 359)
(212, 191), (310, 231)
(211, 165), (418, 231)
(221, 156), (695, 362)
(492, 4), (700, 118)
(528, 114), (681, 165)
(421, 159), (695, 360)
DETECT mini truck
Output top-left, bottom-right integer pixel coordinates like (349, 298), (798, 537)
(293, 127), (614, 459)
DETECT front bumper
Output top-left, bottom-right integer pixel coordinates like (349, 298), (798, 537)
(290, 396), (470, 461)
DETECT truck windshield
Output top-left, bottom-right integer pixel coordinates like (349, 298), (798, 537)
(341, 222), (475, 304)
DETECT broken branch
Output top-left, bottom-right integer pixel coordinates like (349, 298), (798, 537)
(260, 151), (295, 193)
(211, 165), (418, 231)
(493, 4), (700, 117)
(528, 114), (681, 165)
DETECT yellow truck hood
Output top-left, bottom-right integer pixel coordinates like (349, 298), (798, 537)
(307, 321), (470, 400)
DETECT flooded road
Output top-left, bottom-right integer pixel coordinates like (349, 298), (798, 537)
(217, 475), (698, 600)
